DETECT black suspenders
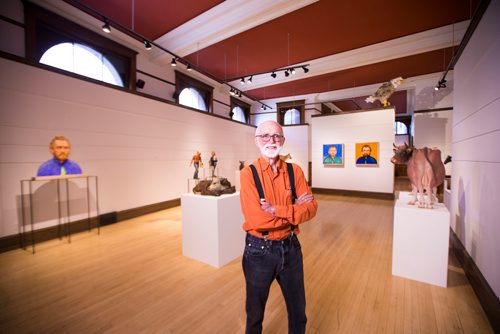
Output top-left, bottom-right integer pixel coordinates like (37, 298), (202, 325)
(249, 162), (297, 236)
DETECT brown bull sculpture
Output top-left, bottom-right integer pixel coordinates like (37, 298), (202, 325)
(391, 143), (445, 208)
(193, 177), (236, 196)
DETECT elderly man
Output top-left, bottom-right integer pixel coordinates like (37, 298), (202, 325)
(240, 120), (318, 334)
(37, 136), (82, 176)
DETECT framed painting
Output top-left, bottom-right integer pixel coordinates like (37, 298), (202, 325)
(355, 142), (379, 167)
(323, 144), (344, 167)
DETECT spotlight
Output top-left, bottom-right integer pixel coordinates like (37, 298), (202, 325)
(237, 91), (242, 97)
(271, 72), (277, 78)
(143, 40), (152, 50)
(435, 78), (447, 90)
(136, 79), (145, 89)
(302, 66), (309, 73)
(290, 68), (295, 75)
(171, 58), (177, 66)
(284, 70), (289, 77)
(261, 105), (264, 110)
(187, 63), (192, 71)
(240, 77), (245, 84)
(102, 20), (111, 33)
(230, 88), (235, 96)
(248, 76), (253, 83)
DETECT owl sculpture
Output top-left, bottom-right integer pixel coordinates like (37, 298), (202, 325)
(365, 77), (403, 107)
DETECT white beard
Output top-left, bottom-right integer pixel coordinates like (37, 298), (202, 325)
(260, 143), (283, 158)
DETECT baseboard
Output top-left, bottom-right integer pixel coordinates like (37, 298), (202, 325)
(0, 198), (180, 254)
(450, 229), (500, 332)
(312, 187), (395, 200)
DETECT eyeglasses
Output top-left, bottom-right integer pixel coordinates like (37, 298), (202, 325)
(255, 133), (284, 142)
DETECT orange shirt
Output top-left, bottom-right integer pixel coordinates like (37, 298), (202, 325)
(192, 154), (201, 163)
(240, 156), (318, 240)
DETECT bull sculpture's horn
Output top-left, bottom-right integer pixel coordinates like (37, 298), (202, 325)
(393, 143), (397, 148)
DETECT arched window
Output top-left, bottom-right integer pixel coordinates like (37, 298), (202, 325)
(175, 71), (213, 112)
(179, 87), (207, 111)
(277, 100), (304, 125)
(40, 43), (124, 87)
(230, 96), (250, 123)
(283, 108), (301, 125)
(231, 106), (246, 122)
(25, 2), (136, 89)
(394, 121), (408, 135)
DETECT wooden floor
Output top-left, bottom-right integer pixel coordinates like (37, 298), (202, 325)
(0, 194), (493, 333)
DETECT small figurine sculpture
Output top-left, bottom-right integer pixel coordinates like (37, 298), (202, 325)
(365, 77), (404, 107)
(189, 151), (202, 179)
(391, 143), (445, 209)
(37, 136), (82, 176)
(209, 151), (218, 177)
(192, 177), (236, 196)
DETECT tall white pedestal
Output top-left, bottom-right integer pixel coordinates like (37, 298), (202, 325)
(181, 192), (245, 268)
(234, 170), (241, 191)
(392, 192), (450, 287)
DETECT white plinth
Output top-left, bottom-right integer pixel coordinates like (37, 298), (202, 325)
(181, 192), (245, 268)
(392, 192), (450, 287)
(234, 170), (241, 191)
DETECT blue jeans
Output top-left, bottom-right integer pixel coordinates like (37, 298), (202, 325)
(242, 233), (307, 334)
(193, 162), (199, 179)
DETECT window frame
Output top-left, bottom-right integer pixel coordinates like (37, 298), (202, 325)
(277, 100), (305, 125)
(395, 116), (412, 135)
(175, 70), (213, 113)
(230, 96), (250, 124)
(24, 2), (137, 89)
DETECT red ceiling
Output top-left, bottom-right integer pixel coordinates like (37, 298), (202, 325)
(331, 90), (408, 114)
(66, 0), (479, 102)
(184, 0), (477, 80)
(67, 0), (224, 39)
(245, 47), (456, 100)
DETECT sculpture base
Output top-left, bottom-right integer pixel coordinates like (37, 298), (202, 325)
(392, 192), (450, 287)
(181, 192), (245, 268)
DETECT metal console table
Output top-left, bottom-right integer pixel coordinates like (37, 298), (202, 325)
(20, 174), (100, 253)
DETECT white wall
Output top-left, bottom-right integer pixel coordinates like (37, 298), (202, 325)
(414, 110), (453, 175)
(0, 58), (258, 237)
(311, 108), (395, 193)
(451, 0), (500, 298)
(282, 125), (309, 182)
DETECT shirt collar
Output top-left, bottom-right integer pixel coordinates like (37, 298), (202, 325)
(52, 157), (67, 166)
(258, 156), (284, 172)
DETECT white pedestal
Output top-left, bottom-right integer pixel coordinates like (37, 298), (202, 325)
(234, 170), (241, 191)
(181, 192), (245, 268)
(392, 192), (450, 287)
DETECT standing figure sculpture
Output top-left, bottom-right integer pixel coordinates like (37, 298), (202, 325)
(189, 151), (202, 179)
(209, 151), (218, 178)
(391, 143), (446, 208)
(37, 136), (82, 176)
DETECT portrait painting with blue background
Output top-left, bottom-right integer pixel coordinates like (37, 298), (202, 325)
(323, 143), (344, 165)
